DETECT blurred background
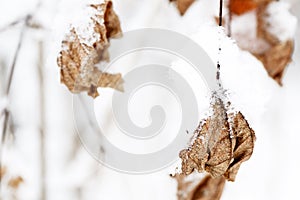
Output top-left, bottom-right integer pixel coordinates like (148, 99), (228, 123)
(0, 0), (299, 199)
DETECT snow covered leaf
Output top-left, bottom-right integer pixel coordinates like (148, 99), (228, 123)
(227, 0), (296, 85)
(170, 0), (196, 16)
(179, 95), (255, 181)
(180, 97), (232, 178)
(204, 98), (232, 178)
(57, 0), (123, 98)
(229, 0), (257, 16)
(224, 112), (256, 181)
(255, 1), (295, 85)
(175, 174), (225, 200)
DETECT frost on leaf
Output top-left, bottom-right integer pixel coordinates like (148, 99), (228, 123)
(227, 0), (296, 85)
(179, 95), (255, 182)
(204, 99), (232, 178)
(57, 0), (123, 98)
(170, 0), (196, 16)
(175, 174), (225, 200)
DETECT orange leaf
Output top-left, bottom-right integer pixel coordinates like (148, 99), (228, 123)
(229, 0), (257, 16)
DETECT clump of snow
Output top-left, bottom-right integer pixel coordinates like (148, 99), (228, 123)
(53, 0), (105, 48)
(190, 25), (277, 126)
(265, 1), (297, 42)
(170, 23), (276, 130)
(231, 11), (271, 54)
(74, 4), (105, 47)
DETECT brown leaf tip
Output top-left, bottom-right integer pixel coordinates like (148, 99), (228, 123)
(170, 0), (196, 16)
(175, 173), (226, 200)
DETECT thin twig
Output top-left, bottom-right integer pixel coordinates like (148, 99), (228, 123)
(0, 16), (28, 192)
(216, 0), (223, 88)
(219, 0), (223, 27)
(1, 18), (27, 144)
(37, 40), (47, 200)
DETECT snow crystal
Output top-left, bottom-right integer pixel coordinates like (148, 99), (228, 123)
(191, 25), (277, 125)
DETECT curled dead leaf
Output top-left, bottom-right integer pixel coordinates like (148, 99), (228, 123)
(192, 175), (226, 200)
(175, 174), (226, 200)
(204, 98), (232, 178)
(255, 2), (294, 85)
(57, 0), (123, 98)
(180, 95), (255, 182)
(170, 0), (196, 16)
(224, 112), (256, 181)
(175, 173), (199, 200)
(180, 97), (232, 178)
(180, 122), (209, 175)
(255, 40), (293, 86)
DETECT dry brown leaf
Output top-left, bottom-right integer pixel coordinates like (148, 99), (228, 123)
(204, 99), (232, 178)
(255, 2), (294, 85)
(180, 122), (209, 175)
(224, 112), (256, 181)
(191, 175), (226, 200)
(179, 95), (255, 182)
(227, 0), (294, 85)
(170, 0), (196, 16)
(255, 40), (293, 86)
(175, 174), (225, 200)
(175, 174), (199, 200)
(8, 176), (24, 189)
(57, 0), (123, 98)
(180, 97), (232, 178)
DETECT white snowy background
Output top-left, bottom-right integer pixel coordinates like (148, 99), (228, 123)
(0, 0), (299, 199)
